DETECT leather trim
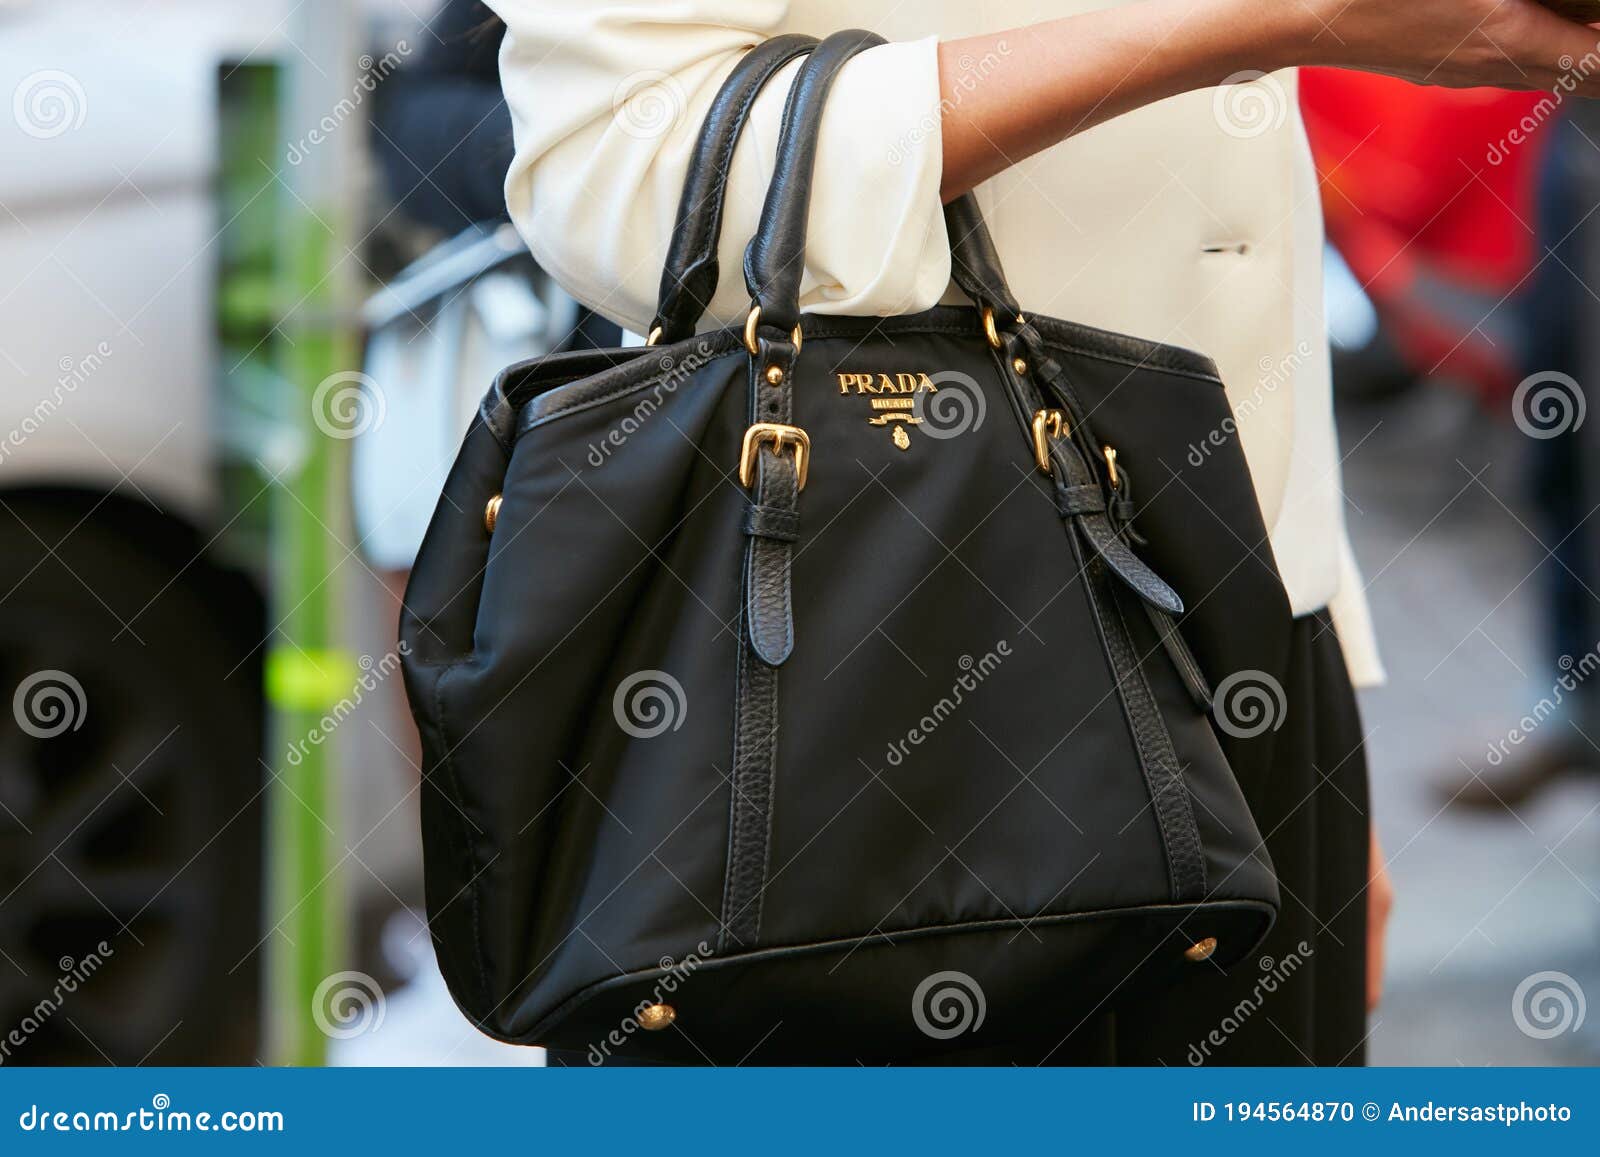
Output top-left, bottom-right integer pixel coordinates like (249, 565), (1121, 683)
(742, 504), (800, 542)
(1100, 577), (1208, 900)
(1030, 315), (1222, 384)
(504, 308), (1222, 442)
(514, 899), (1277, 1048)
(721, 611), (781, 950)
(988, 335), (1206, 904)
(1145, 603), (1215, 712)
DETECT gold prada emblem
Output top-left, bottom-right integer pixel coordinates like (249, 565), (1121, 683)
(837, 372), (938, 451)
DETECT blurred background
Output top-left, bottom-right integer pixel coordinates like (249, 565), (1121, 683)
(0, 0), (1595, 1066)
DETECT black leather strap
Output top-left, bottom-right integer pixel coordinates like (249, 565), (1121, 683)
(944, 191), (1022, 318)
(743, 30), (1024, 339)
(744, 30), (883, 334)
(992, 332), (1207, 903)
(723, 334), (800, 950)
(650, 34), (818, 344)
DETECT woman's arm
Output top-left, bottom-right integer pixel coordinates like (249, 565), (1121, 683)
(940, 0), (1600, 199)
(487, 0), (1600, 330)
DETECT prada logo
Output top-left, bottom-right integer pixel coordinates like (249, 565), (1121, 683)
(836, 372), (939, 396)
(837, 372), (938, 452)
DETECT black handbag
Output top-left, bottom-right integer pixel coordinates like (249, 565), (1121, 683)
(402, 29), (1288, 1064)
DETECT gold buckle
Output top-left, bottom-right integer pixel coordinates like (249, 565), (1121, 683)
(739, 422), (810, 490)
(1031, 409), (1066, 474)
(645, 326), (663, 346)
(1103, 445), (1120, 489)
(743, 306), (802, 357)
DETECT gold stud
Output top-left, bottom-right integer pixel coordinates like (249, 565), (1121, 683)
(1012, 357), (1028, 375)
(1184, 936), (1219, 963)
(638, 1003), (676, 1031)
(484, 494), (502, 534)
(765, 364), (785, 386)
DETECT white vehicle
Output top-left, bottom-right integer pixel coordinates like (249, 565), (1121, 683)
(0, 0), (391, 1064)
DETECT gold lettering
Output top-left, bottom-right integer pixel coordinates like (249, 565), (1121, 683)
(836, 371), (942, 395)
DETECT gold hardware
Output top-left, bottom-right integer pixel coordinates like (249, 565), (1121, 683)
(1184, 937), (1219, 963)
(866, 398), (920, 427)
(1012, 357), (1028, 375)
(892, 426), (911, 451)
(743, 306), (802, 357)
(645, 326), (663, 346)
(1103, 446), (1121, 489)
(982, 308), (1026, 350)
(738, 422), (810, 490)
(484, 494), (502, 533)
(764, 364), (785, 386)
(638, 1003), (677, 1031)
(1031, 409), (1067, 474)
(837, 372), (938, 396)
(982, 307), (1002, 349)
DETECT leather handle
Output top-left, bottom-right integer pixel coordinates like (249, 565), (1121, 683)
(649, 34), (819, 344)
(743, 30), (1023, 335)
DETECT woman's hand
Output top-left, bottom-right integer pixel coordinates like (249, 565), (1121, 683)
(1367, 826), (1395, 1013)
(940, 0), (1600, 199)
(1297, 0), (1600, 94)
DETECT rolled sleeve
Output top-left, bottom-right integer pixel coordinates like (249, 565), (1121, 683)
(486, 2), (950, 333)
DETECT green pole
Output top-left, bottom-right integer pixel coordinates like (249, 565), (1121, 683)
(264, 3), (363, 1067)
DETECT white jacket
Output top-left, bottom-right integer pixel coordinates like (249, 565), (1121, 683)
(486, 0), (1384, 686)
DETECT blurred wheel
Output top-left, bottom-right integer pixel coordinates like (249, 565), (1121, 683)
(0, 494), (263, 1064)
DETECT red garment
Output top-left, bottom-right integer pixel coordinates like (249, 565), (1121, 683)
(1301, 69), (1555, 395)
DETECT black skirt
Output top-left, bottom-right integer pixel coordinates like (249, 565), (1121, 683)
(922, 609), (1373, 1066)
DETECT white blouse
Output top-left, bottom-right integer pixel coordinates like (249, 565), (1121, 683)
(484, 0), (1385, 687)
